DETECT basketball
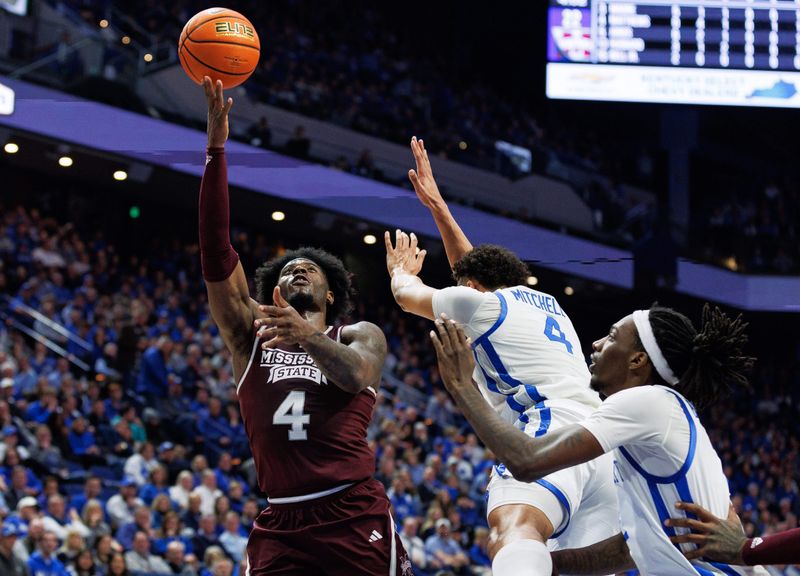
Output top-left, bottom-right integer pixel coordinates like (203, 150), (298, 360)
(178, 7), (260, 89)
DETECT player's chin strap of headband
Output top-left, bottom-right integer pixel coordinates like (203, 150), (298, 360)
(632, 309), (680, 386)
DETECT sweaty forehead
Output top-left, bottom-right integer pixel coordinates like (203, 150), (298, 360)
(614, 314), (637, 340)
(281, 258), (320, 273)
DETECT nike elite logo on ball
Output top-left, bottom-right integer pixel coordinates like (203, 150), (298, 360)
(214, 21), (255, 39)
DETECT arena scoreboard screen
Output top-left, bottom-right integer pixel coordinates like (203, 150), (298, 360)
(546, 0), (800, 107)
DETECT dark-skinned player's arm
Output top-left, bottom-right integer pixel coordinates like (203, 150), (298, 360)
(666, 501), (800, 566)
(408, 136), (473, 267)
(550, 533), (637, 575)
(385, 229), (436, 320)
(199, 77), (259, 366)
(430, 317), (605, 483)
(254, 287), (386, 395)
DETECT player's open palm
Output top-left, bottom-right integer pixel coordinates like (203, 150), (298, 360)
(204, 76), (233, 148)
(385, 229), (427, 277)
(408, 136), (444, 210)
(255, 287), (316, 349)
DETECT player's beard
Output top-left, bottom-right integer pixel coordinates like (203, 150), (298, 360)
(287, 291), (315, 314)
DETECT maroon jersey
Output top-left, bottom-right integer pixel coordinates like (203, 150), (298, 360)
(236, 325), (377, 499)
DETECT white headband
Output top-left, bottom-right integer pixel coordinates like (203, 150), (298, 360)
(632, 309), (680, 386)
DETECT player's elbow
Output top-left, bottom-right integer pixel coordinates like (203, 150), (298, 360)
(393, 287), (413, 312)
(506, 459), (544, 484)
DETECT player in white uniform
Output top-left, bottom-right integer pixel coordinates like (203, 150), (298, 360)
(430, 302), (768, 576)
(385, 138), (619, 575)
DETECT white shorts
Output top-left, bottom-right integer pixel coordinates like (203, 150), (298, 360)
(487, 404), (620, 550)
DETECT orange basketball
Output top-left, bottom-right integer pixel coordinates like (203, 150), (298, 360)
(178, 7), (260, 89)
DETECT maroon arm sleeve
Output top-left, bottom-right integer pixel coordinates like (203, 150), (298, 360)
(742, 528), (800, 566)
(199, 147), (240, 282)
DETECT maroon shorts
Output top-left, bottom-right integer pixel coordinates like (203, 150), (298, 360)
(246, 478), (412, 576)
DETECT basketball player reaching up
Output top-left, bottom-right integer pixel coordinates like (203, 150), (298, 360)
(199, 77), (410, 575)
(430, 305), (768, 575)
(385, 138), (620, 575)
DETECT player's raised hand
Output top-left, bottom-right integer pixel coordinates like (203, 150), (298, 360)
(254, 286), (317, 349)
(204, 76), (233, 148)
(665, 502), (746, 564)
(430, 314), (474, 394)
(408, 136), (445, 210)
(385, 229), (427, 277)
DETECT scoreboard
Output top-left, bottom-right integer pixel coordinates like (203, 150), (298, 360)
(546, 0), (800, 107)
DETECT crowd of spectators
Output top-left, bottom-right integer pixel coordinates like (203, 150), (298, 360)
(1, 192), (799, 576)
(701, 179), (800, 274)
(7, 1), (794, 274)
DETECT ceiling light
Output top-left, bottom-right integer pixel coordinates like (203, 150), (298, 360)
(3, 142), (19, 154)
(113, 170), (127, 181)
(58, 156), (73, 167)
(271, 211), (285, 222)
(363, 234), (377, 245)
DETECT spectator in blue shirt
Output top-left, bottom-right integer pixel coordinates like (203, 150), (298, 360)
(218, 512), (247, 564)
(26, 388), (58, 424)
(28, 531), (70, 576)
(423, 519), (468, 574)
(196, 398), (232, 463)
(66, 415), (102, 464)
(468, 526), (492, 572)
(115, 505), (152, 551)
(212, 453), (247, 495)
(67, 476), (102, 517)
(136, 336), (173, 401)
(140, 464), (170, 506)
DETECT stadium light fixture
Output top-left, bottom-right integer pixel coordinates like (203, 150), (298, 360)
(143, 53), (153, 63)
(99, 19), (109, 28)
(363, 234), (377, 245)
(113, 170), (128, 181)
(58, 156), (73, 167)
(3, 142), (19, 154)
(564, 286), (574, 296)
(121, 36), (131, 45)
(458, 141), (468, 150)
(526, 276), (538, 286)
(271, 211), (285, 222)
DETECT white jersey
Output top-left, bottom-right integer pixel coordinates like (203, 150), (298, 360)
(581, 385), (767, 576)
(433, 285), (601, 429)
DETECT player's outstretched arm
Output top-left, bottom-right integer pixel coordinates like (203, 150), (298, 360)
(408, 137), (473, 267)
(667, 501), (800, 565)
(386, 229), (436, 320)
(255, 287), (386, 394)
(199, 77), (257, 362)
(550, 533), (636, 575)
(431, 316), (605, 482)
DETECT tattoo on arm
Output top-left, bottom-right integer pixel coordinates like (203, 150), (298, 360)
(552, 533), (636, 575)
(300, 322), (385, 394)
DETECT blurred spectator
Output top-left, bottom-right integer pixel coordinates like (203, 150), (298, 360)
(164, 540), (196, 576)
(217, 512), (246, 564)
(423, 518), (468, 574)
(246, 117), (272, 149)
(284, 126), (311, 159)
(123, 531), (170, 574)
(398, 516), (427, 574)
(468, 526), (491, 574)
(28, 531), (69, 576)
(0, 522), (27, 576)
(105, 479), (143, 528)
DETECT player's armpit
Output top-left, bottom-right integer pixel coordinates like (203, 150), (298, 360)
(551, 533), (636, 575)
(206, 262), (257, 356)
